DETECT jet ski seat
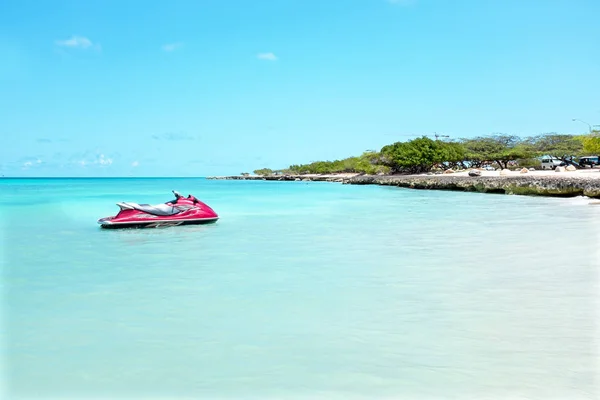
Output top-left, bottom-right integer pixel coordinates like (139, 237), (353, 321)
(118, 202), (182, 216)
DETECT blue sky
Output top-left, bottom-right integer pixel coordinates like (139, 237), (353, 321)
(1, 0), (598, 177)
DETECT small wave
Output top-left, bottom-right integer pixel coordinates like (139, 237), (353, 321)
(560, 196), (596, 206)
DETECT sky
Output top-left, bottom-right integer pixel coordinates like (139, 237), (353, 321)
(1, 0), (599, 177)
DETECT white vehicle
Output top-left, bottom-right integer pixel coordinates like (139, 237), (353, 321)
(540, 157), (565, 170)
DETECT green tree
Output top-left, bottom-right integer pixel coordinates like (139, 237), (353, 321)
(582, 131), (600, 154)
(525, 133), (584, 160)
(381, 136), (459, 174)
(460, 135), (531, 169)
(353, 151), (388, 174)
(439, 141), (467, 169)
(286, 151), (389, 175)
(257, 131), (592, 176)
(253, 168), (274, 176)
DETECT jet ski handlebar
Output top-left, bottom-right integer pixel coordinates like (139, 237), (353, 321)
(170, 190), (199, 204)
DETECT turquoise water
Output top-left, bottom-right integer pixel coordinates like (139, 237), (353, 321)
(1, 178), (599, 399)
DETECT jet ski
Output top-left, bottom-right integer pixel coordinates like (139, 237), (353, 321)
(97, 190), (219, 229)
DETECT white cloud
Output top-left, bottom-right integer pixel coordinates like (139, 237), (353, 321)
(98, 154), (113, 166)
(162, 42), (183, 52)
(257, 52), (278, 61)
(22, 158), (43, 168)
(131, 161), (139, 167)
(75, 153), (113, 167)
(55, 35), (95, 49)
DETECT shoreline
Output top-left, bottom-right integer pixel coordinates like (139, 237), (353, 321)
(207, 170), (600, 199)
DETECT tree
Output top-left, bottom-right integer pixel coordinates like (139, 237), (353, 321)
(381, 136), (459, 174)
(353, 151), (389, 174)
(285, 151), (389, 175)
(582, 131), (600, 154)
(438, 141), (466, 169)
(525, 133), (584, 160)
(253, 168), (274, 176)
(460, 135), (532, 169)
(254, 131), (591, 177)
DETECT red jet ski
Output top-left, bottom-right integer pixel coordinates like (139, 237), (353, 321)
(98, 190), (219, 229)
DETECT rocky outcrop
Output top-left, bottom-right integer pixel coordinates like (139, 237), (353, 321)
(343, 175), (600, 198)
(207, 174), (358, 182)
(208, 173), (600, 198)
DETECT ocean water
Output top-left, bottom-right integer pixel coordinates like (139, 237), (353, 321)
(1, 178), (599, 400)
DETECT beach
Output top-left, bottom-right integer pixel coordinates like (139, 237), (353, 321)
(446, 168), (600, 179)
(4, 0), (599, 398)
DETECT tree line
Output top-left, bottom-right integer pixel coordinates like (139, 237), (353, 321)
(252, 132), (600, 176)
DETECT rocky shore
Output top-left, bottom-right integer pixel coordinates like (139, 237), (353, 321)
(345, 174), (600, 198)
(207, 173), (355, 183)
(207, 171), (600, 199)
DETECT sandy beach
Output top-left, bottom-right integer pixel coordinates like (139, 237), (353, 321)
(220, 169), (600, 181)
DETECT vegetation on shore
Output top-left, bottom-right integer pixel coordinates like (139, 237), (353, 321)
(251, 131), (599, 176)
(582, 134), (600, 154)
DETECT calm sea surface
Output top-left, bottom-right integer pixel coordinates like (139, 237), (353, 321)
(1, 178), (599, 399)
